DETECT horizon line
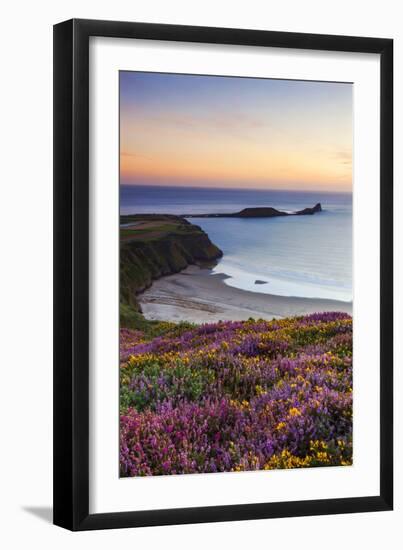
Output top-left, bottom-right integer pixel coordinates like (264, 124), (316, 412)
(120, 182), (352, 194)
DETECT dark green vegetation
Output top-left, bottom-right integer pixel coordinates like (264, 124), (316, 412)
(184, 203), (322, 218)
(120, 215), (223, 323)
(120, 302), (194, 338)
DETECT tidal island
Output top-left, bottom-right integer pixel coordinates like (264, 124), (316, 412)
(183, 202), (322, 218)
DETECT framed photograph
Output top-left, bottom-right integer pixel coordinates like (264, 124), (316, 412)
(53, 19), (393, 530)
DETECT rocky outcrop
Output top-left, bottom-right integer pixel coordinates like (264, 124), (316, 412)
(120, 216), (222, 312)
(235, 207), (288, 218)
(184, 203), (322, 218)
(295, 203), (322, 215)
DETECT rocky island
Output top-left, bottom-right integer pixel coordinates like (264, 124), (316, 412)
(183, 203), (322, 218)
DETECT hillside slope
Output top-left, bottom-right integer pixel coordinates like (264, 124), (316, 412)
(120, 311), (353, 476)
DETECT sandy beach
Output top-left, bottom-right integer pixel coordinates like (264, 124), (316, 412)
(138, 265), (352, 323)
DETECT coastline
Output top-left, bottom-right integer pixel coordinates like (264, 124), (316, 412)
(138, 265), (352, 323)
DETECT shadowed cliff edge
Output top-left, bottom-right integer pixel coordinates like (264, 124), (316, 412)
(120, 215), (223, 322)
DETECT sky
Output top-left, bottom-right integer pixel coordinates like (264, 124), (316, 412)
(120, 71), (352, 192)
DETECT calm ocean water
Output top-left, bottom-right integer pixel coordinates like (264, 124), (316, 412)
(121, 185), (352, 302)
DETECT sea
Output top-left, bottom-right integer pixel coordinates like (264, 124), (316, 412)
(120, 185), (352, 303)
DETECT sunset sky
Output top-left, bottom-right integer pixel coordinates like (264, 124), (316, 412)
(120, 71), (352, 192)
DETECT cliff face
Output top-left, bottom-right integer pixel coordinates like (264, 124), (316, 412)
(120, 216), (222, 311)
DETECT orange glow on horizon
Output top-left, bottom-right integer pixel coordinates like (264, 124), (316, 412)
(120, 73), (352, 193)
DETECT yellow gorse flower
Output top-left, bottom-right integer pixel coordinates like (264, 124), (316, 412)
(288, 407), (301, 417)
(275, 421), (286, 431)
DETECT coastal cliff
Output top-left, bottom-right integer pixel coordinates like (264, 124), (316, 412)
(120, 203), (323, 327)
(120, 215), (223, 315)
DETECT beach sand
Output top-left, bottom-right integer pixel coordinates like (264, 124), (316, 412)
(138, 265), (352, 323)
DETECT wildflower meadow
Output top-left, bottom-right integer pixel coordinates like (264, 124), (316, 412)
(120, 312), (352, 476)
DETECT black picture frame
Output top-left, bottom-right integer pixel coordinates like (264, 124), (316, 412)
(53, 18), (393, 531)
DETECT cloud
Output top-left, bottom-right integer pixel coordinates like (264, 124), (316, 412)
(333, 150), (352, 165)
(120, 152), (152, 161)
(136, 110), (268, 137)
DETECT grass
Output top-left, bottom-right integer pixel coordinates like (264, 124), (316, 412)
(120, 302), (194, 339)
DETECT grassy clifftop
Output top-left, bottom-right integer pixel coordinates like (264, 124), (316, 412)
(120, 215), (223, 322)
